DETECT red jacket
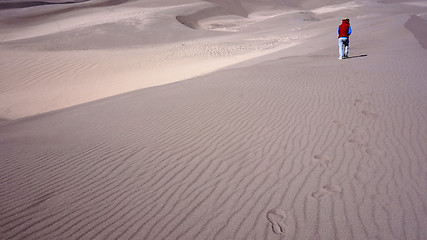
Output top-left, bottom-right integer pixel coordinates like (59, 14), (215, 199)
(338, 21), (351, 38)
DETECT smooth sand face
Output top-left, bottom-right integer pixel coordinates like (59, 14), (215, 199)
(1, 0), (427, 240)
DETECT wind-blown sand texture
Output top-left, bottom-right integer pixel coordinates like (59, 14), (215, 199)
(1, 0), (427, 239)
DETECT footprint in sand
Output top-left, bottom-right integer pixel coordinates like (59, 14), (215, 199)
(349, 127), (370, 144)
(354, 99), (370, 108)
(354, 172), (370, 183)
(314, 155), (331, 167)
(332, 120), (345, 128)
(267, 208), (287, 235)
(347, 137), (367, 147)
(366, 148), (386, 157)
(311, 184), (342, 199)
(361, 110), (378, 118)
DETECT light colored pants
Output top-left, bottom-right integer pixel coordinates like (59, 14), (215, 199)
(338, 37), (349, 58)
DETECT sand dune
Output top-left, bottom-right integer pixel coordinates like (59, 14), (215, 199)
(0, 0), (309, 119)
(1, 0), (427, 239)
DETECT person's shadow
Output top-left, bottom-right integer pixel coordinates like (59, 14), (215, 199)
(346, 54), (368, 59)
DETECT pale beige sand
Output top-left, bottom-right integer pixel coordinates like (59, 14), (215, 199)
(0, 0), (308, 120)
(1, 0), (427, 240)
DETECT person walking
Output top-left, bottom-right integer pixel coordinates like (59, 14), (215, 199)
(338, 18), (352, 59)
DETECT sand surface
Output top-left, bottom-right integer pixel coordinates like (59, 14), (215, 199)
(1, 0), (427, 239)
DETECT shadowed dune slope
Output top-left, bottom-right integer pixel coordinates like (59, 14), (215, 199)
(405, 14), (427, 50)
(0, 0), (90, 10)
